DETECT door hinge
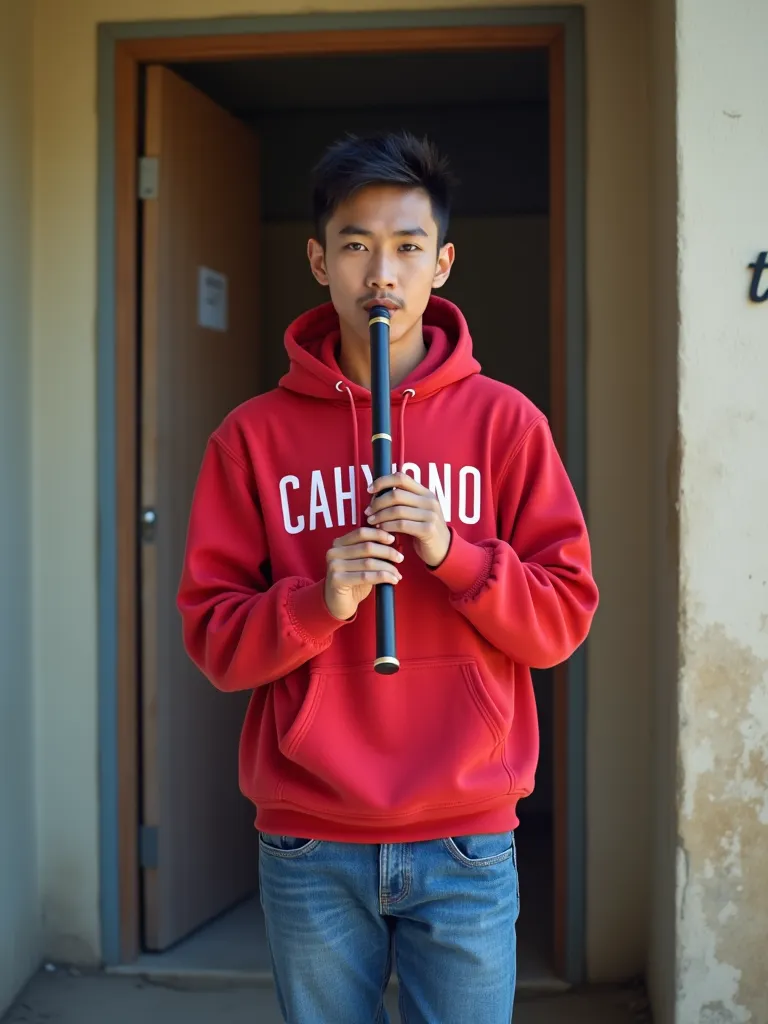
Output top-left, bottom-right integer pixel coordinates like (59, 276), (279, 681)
(139, 825), (159, 869)
(138, 156), (159, 200)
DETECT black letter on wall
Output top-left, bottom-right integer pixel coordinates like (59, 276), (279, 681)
(748, 252), (768, 302)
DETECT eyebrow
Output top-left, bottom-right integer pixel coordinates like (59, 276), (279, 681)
(338, 225), (429, 238)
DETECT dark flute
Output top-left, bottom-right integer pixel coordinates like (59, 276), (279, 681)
(368, 306), (400, 675)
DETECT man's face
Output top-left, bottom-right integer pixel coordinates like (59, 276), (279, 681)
(308, 185), (454, 346)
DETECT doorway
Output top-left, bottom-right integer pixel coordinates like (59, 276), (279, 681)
(100, 11), (586, 991)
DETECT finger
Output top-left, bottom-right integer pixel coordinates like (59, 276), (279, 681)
(330, 556), (403, 576)
(330, 542), (404, 564)
(365, 488), (432, 515)
(368, 472), (429, 497)
(332, 568), (402, 586)
(371, 519), (431, 539)
(333, 527), (395, 548)
(367, 505), (433, 527)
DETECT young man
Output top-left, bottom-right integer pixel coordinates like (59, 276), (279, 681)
(177, 132), (598, 1023)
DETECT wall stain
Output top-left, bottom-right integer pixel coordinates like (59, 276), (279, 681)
(678, 624), (768, 1023)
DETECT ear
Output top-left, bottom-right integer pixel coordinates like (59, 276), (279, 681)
(432, 242), (455, 290)
(307, 238), (329, 287)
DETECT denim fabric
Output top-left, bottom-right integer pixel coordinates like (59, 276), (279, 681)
(258, 831), (519, 1023)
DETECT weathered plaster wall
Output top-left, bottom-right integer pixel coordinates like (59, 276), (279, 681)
(0, 0), (39, 1013)
(31, 0), (652, 977)
(676, 0), (768, 1021)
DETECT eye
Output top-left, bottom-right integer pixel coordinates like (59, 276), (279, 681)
(400, 243), (422, 252)
(344, 242), (368, 251)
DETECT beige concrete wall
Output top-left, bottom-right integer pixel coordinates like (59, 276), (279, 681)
(674, 1), (768, 1021)
(31, 0), (653, 978)
(0, 0), (39, 1013)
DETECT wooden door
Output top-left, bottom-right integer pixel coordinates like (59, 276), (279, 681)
(140, 65), (261, 951)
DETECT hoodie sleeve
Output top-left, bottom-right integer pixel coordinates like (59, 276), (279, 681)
(429, 416), (598, 668)
(177, 435), (350, 691)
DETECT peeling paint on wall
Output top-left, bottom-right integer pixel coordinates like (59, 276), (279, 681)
(678, 625), (768, 1024)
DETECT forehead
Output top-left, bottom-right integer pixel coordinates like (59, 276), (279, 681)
(327, 185), (437, 235)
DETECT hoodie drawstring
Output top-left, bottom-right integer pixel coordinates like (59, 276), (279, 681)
(336, 382), (416, 528)
(399, 389), (415, 471)
(336, 381), (362, 526)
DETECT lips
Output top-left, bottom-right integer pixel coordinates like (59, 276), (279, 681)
(362, 298), (401, 311)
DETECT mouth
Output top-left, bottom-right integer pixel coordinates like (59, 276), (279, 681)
(362, 297), (402, 312)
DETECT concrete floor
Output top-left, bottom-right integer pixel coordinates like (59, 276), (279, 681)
(3, 969), (652, 1024)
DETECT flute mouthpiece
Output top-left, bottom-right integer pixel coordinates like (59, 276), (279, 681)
(368, 305), (391, 321)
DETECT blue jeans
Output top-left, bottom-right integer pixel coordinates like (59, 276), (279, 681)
(258, 831), (519, 1023)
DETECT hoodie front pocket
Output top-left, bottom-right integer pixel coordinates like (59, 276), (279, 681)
(277, 657), (512, 818)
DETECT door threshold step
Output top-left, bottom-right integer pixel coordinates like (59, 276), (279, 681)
(106, 963), (570, 999)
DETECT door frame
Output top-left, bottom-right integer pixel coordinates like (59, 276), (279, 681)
(96, 6), (587, 980)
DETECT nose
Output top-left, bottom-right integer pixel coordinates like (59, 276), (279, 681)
(365, 251), (396, 292)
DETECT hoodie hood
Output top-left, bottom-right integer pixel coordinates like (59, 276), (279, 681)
(278, 295), (481, 404)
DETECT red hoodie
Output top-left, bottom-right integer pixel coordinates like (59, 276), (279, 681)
(177, 296), (598, 842)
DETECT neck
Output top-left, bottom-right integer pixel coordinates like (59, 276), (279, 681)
(338, 318), (427, 390)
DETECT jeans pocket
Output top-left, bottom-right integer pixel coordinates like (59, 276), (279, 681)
(259, 833), (320, 858)
(443, 831), (516, 868)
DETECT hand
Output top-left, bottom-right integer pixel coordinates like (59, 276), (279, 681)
(364, 472), (452, 569)
(324, 527), (404, 621)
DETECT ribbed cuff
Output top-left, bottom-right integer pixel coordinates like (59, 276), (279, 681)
(287, 580), (355, 644)
(429, 528), (492, 597)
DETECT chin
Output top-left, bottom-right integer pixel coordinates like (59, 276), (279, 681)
(389, 317), (421, 344)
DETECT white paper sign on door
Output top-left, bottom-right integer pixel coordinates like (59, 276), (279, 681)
(197, 267), (228, 332)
